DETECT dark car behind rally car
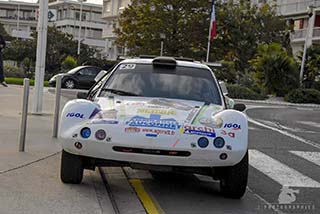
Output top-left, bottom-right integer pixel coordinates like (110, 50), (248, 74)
(49, 66), (104, 89)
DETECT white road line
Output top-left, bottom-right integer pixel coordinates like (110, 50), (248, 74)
(248, 118), (320, 150)
(290, 151), (320, 167)
(249, 150), (320, 188)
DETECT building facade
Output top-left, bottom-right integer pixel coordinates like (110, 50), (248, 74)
(102, 0), (131, 60)
(251, 0), (320, 55)
(0, 0), (38, 40)
(49, 0), (107, 54)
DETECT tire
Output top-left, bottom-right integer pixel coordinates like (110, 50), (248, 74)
(63, 79), (76, 89)
(60, 150), (84, 184)
(219, 151), (248, 198)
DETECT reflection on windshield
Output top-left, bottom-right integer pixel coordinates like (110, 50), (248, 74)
(101, 64), (222, 105)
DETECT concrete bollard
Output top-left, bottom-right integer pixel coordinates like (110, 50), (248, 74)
(53, 75), (62, 138)
(19, 78), (30, 152)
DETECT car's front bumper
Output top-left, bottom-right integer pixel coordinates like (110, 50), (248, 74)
(61, 137), (247, 168)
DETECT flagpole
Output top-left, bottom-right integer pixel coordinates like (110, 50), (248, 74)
(206, 0), (214, 62)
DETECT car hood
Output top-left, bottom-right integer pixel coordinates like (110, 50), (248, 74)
(90, 96), (224, 127)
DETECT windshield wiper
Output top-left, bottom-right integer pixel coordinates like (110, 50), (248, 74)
(102, 88), (140, 96)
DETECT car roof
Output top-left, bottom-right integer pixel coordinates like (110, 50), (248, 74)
(119, 58), (211, 70)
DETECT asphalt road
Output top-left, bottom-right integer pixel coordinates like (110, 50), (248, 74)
(59, 90), (320, 214)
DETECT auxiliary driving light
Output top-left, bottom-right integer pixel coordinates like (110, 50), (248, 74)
(95, 129), (106, 140)
(213, 137), (225, 148)
(80, 127), (91, 139)
(197, 137), (209, 148)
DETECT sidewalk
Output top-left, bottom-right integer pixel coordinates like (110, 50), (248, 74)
(0, 85), (115, 214)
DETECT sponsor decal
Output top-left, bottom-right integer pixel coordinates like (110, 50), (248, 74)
(89, 108), (101, 119)
(125, 127), (141, 133)
(66, 112), (84, 119)
(148, 98), (193, 111)
(90, 119), (118, 125)
(142, 128), (175, 136)
(137, 108), (176, 115)
(94, 109), (118, 119)
(181, 125), (216, 138)
(221, 130), (235, 138)
(146, 133), (157, 138)
(126, 114), (180, 130)
(185, 108), (200, 123)
(223, 123), (241, 130)
(119, 64), (136, 70)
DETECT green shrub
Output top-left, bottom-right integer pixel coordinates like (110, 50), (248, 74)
(284, 89), (320, 104)
(4, 65), (25, 78)
(227, 84), (266, 100)
(62, 56), (77, 71)
(5, 77), (49, 87)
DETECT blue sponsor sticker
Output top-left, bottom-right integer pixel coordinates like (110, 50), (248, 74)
(90, 120), (119, 125)
(89, 108), (101, 119)
(146, 133), (158, 137)
(184, 129), (216, 138)
(126, 114), (180, 130)
(66, 112), (84, 119)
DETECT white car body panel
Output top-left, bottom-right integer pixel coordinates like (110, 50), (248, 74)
(59, 95), (248, 167)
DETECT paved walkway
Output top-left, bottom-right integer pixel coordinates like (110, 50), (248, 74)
(0, 85), (114, 214)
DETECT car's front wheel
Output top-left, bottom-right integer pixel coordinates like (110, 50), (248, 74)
(219, 151), (248, 198)
(63, 79), (76, 89)
(60, 150), (84, 184)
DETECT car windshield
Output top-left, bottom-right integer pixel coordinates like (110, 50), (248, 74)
(100, 63), (222, 105)
(67, 67), (82, 74)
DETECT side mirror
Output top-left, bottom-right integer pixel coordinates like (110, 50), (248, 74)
(219, 81), (228, 96)
(234, 103), (246, 112)
(77, 92), (87, 99)
(95, 70), (108, 82)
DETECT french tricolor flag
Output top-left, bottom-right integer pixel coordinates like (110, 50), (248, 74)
(209, 1), (216, 41)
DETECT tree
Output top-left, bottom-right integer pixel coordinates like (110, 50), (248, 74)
(4, 26), (97, 77)
(114, 0), (210, 58)
(298, 45), (320, 89)
(62, 56), (78, 71)
(0, 22), (13, 41)
(115, 0), (291, 81)
(211, 1), (291, 77)
(250, 43), (299, 96)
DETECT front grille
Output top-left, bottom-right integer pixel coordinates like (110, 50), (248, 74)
(113, 146), (191, 157)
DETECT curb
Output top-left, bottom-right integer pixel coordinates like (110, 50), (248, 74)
(235, 99), (320, 108)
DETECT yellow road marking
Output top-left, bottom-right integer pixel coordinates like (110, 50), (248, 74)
(129, 179), (162, 214)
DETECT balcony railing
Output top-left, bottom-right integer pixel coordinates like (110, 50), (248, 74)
(290, 27), (320, 41)
(277, 0), (320, 15)
(313, 27), (320, 37)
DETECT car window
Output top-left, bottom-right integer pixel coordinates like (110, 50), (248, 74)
(79, 68), (97, 76)
(100, 64), (222, 105)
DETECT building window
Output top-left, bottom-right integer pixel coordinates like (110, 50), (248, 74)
(315, 15), (320, 27)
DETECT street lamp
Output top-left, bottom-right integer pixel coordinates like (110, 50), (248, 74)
(77, 0), (86, 56)
(299, 6), (315, 86)
(160, 33), (166, 56)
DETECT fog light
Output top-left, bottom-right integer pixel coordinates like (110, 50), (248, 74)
(213, 137), (225, 148)
(220, 153), (228, 160)
(197, 137), (209, 148)
(80, 127), (91, 138)
(95, 129), (106, 140)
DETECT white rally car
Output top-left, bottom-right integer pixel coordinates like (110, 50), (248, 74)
(59, 56), (248, 198)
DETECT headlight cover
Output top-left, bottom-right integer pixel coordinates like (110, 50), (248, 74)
(199, 117), (223, 129)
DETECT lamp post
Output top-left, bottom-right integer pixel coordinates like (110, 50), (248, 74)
(300, 6), (315, 86)
(32, 0), (48, 114)
(77, 0), (86, 56)
(160, 33), (165, 56)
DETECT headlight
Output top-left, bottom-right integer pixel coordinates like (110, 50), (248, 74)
(213, 137), (225, 148)
(199, 117), (223, 129)
(80, 127), (91, 138)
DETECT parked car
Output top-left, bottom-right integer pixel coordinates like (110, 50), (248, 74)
(49, 66), (104, 89)
(59, 56), (248, 198)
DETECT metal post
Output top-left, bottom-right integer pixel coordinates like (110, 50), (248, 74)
(160, 41), (164, 56)
(53, 75), (62, 138)
(33, 0), (48, 114)
(19, 78), (30, 152)
(77, 0), (84, 55)
(17, 3), (20, 31)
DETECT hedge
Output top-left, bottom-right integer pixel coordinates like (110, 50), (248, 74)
(4, 77), (49, 87)
(284, 88), (320, 104)
(226, 84), (267, 100)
